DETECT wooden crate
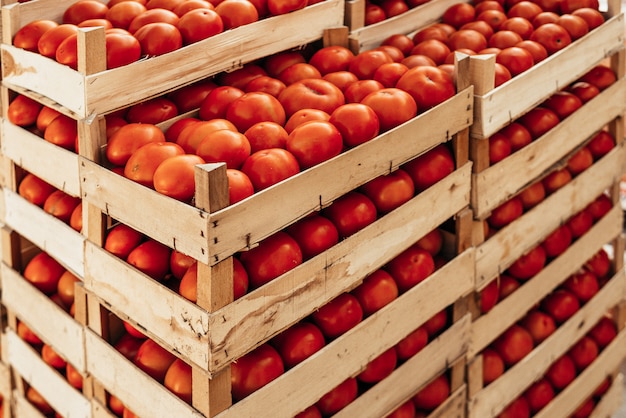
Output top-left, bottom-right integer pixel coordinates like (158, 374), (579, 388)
(469, 6), (624, 140)
(0, 360), (11, 418)
(344, 0), (471, 52)
(589, 373), (625, 418)
(471, 70), (626, 220)
(0, 0), (345, 118)
(79, 85), (473, 266)
(467, 265), (626, 418)
(475, 138), (626, 290)
(4, 328), (90, 418)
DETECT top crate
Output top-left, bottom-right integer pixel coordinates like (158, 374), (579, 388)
(0, 0), (345, 119)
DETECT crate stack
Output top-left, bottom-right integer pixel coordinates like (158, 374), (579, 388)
(0, 0), (624, 417)
(464, 0), (626, 414)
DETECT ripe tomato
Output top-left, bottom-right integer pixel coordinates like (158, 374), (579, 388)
(559, 0), (600, 13)
(323, 71), (359, 92)
(541, 224), (572, 258)
(507, 0), (543, 20)
(396, 66), (455, 110)
(13, 20), (58, 52)
(395, 326), (429, 360)
(126, 97), (178, 124)
(227, 168), (255, 204)
(43, 189), (81, 224)
(63, 0), (109, 25)
(442, 2), (476, 28)
(105, 30), (142, 69)
(545, 354), (577, 389)
(518, 106), (560, 139)
(167, 80), (217, 113)
(244, 121), (288, 152)
(588, 316), (617, 348)
(490, 30), (524, 49)
(382, 34), (415, 56)
(524, 378), (555, 413)
(364, 3), (386, 25)
(43, 113), (78, 151)
(515, 39), (548, 63)
(271, 321), (326, 368)
(579, 65), (616, 90)
(238, 231), (302, 288)
(557, 14), (589, 40)
(134, 338), (177, 382)
(496, 46), (534, 76)
(263, 51), (307, 78)
(278, 63), (322, 85)
(344, 79), (384, 103)
(215, 0), (259, 29)
(352, 269), (399, 316)
(286, 214), (339, 260)
(231, 343), (284, 401)
(36, 105), (62, 133)
(447, 29), (488, 52)
(267, 0), (307, 15)
(348, 49), (394, 80)
(322, 191), (378, 238)
(37, 24), (79, 58)
(105, 223), (144, 259)
(311, 293), (364, 339)
(499, 397), (531, 418)
(360, 87), (417, 132)
(176, 119), (237, 154)
(134, 22), (182, 55)
(482, 348), (505, 384)
(586, 130), (615, 159)
(412, 374), (450, 411)
(360, 168), (415, 214)
(124, 141), (185, 188)
(295, 405), (322, 418)
(477, 9), (508, 30)
(195, 129), (250, 169)
(568, 79), (601, 103)
(19, 173), (57, 207)
(278, 78), (345, 117)
(541, 288), (580, 323)
(566, 146), (593, 176)
(128, 8), (180, 33)
(24, 252), (67, 295)
(169, 250), (196, 281)
(402, 144), (455, 192)
(584, 247), (610, 278)
(373, 62), (409, 88)
(225, 91), (286, 132)
(500, 121), (532, 152)
(27, 387), (54, 416)
(7, 94), (42, 127)
(542, 167), (572, 194)
(308, 46), (356, 76)
(153, 154), (206, 202)
(164, 358), (192, 404)
(42, 343), (67, 370)
(106, 2), (147, 29)
(492, 324), (534, 366)
(198, 85), (245, 120)
(17, 321), (43, 346)
(286, 120), (343, 169)
(358, 347), (398, 383)
(66, 362), (84, 390)
(532, 11), (560, 27)
(174, 0), (214, 15)
(315, 378), (358, 415)
(240, 148), (300, 190)
(500, 16), (534, 38)
(571, 7), (605, 29)
(489, 132), (512, 164)
(126, 238), (172, 281)
(563, 269), (598, 302)
(385, 245), (435, 292)
(530, 23), (572, 54)
(245, 75), (286, 97)
(507, 244), (547, 280)
(107, 123), (167, 166)
(567, 335), (598, 371)
(57, 269), (80, 307)
(284, 109), (330, 133)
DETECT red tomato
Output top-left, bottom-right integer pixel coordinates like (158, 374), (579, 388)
(199, 85), (245, 120)
(123, 321), (147, 339)
(128, 8), (180, 33)
(196, 129), (251, 169)
(559, 0), (600, 14)
(244, 121), (289, 152)
(105, 223), (144, 259)
(134, 22), (182, 55)
(360, 169), (415, 214)
(344, 79), (384, 104)
(567, 81), (600, 103)
(557, 13), (589, 40)
(286, 214), (339, 260)
(126, 239), (172, 281)
(286, 120), (343, 169)
(571, 7), (605, 29)
(532, 11), (561, 27)
(308, 45), (356, 75)
(348, 49), (394, 80)
(146, 0), (184, 9)
(278, 78), (345, 117)
(507, 244), (547, 280)
(106, 2), (148, 29)
(567, 335), (598, 371)
(56, 269), (80, 307)
(385, 245), (435, 292)
(284, 108), (330, 133)
(358, 347), (398, 383)
(352, 269), (399, 316)
(360, 87), (418, 133)
(541, 288), (580, 323)
(278, 63), (322, 85)
(134, 338), (177, 382)
(240, 148), (300, 191)
(396, 66), (455, 110)
(588, 316), (617, 349)
(499, 122), (532, 152)
(214, 0), (259, 29)
(311, 293), (364, 339)
(447, 29), (489, 52)
(295, 406), (323, 418)
(530, 23), (572, 54)
(245, 75), (286, 97)
(490, 30), (525, 49)
(126, 97), (178, 124)
(566, 146), (593, 176)
(124, 141), (185, 188)
(482, 348), (505, 385)
(105, 30), (142, 69)
(412, 374), (450, 411)
(315, 378), (359, 415)
(231, 343), (284, 401)
(37, 24), (79, 58)
(43, 113), (77, 151)
(176, 119), (237, 154)
(365, 3), (386, 25)
(500, 16), (534, 38)
(518, 106), (560, 139)
(489, 132), (512, 164)
(164, 359), (192, 404)
(13, 20), (58, 52)
(322, 191), (378, 238)
(167, 80), (217, 113)
(541, 224), (572, 258)
(271, 321), (326, 368)
(373, 62), (409, 88)
(323, 71), (359, 92)
(66, 362), (84, 390)
(107, 123), (167, 166)
(395, 326), (429, 361)
(37, 105), (62, 133)
(227, 168), (255, 204)
(238, 231), (302, 288)
(545, 354), (577, 389)
(442, 2), (476, 28)
(496, 46), (534, 76)
(43, 189), (81, 224)
(225, 91), (286, 133)
(18, 173), (56, 207)
(492, 324), (535, 366)
(579, 65), (616, 90)
(7, 94), (42, 127)
(263, 51), (307, 78)
(173, 0), (214, 15)
(267, 0), (307, 15)
(24, 252), (67, 295)
(153, 154), (206, 202)
(27, 387), (54, 416)
(402, 144), (455, 192)
(41, 343), (67, 370)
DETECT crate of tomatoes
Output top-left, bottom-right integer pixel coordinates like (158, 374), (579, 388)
(0, 0), (345, 118)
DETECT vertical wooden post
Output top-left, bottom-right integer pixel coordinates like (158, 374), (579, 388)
(192, 163), (233, 417)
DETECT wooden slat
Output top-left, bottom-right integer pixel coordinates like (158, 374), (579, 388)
(589, 373), (624, 418)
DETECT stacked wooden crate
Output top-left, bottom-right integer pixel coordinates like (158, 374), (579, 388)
(0, 0), (623, 417)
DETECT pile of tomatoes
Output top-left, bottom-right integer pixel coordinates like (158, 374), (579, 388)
(12, 0), (324, 70)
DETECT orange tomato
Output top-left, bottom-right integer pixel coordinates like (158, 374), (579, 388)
(42, 343), (67, 370)
(215, 0), (259, 29)
(17, 321), (43, 346)
(153, 154), (206, 201)
(18, 173), (57, 207)
(57, 269), (80, 307)
(13, 20), (58, 52)
(106, 1), (147, 29)
(175, 119), (237, 154)
(106, 123), (166, 166)
(43, 114), (78, 151)
(164, 359), (192, 404)
(24, 252), (67, 295)
(227, 168), (255, 204)
(36, 106), (62, 133)
(66, 362), (84, 390)
(104, 223), (145, 259)
(63, 0), (110, 25)
(134, 338), (177, 382)
(26, 387), (55, 416)
(7, 94), (42, 127)
(124, 142), (185, 188)
(43, 190), (81, 224)
(169, 250), (196, 280)
(37, 24), (79, 58)
(126, 239), (172, 281)
(127, 8), (180, 33)
(195, 130), (251, 169)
